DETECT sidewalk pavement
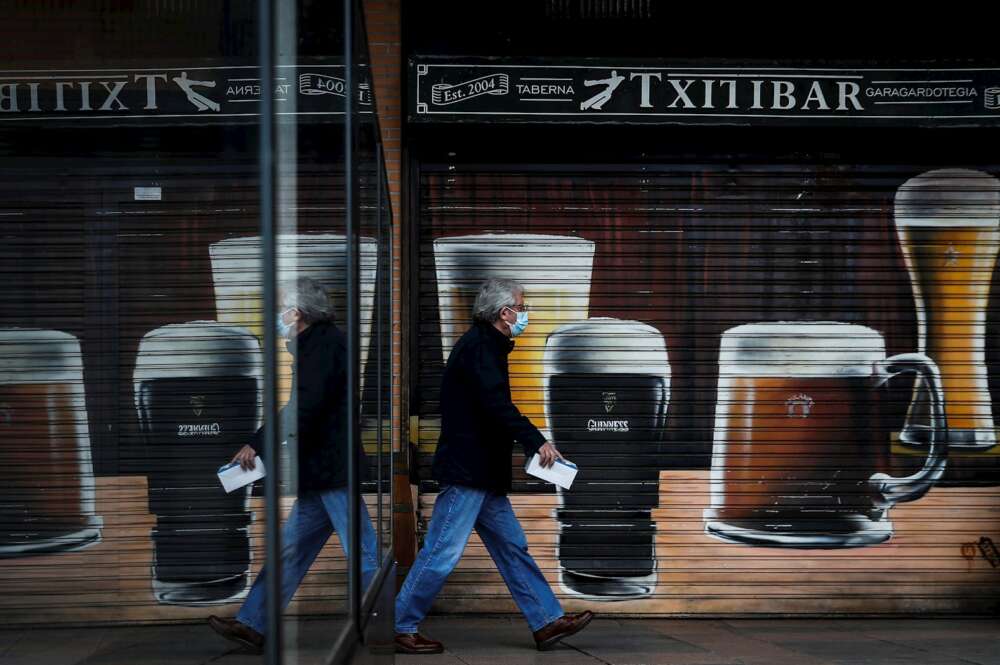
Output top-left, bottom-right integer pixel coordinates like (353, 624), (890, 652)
(2, 617), (998, 665)
(399, 616), (1000, 665)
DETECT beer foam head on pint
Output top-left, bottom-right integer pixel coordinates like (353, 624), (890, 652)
(894, 168), (1000, 227)
(133, 321), (262, 407)
(544, 318), (670, 378)
(718, 322), (885, 377)
(433, 233), (595, 286)
(210, 233), (378, 291)
(0, 328), (85, 385)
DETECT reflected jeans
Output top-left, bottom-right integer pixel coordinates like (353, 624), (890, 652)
(237, 487), (379, 634)
(395, 484), (563, 634)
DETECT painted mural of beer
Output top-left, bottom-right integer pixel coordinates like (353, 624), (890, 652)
(433, 234), (595, 433)
(0, 328), (103, 556)
(209, 234), (378, 401)
(544, 318), (669, 599)
(705, 322), (947, 548)
(134, 322), (261, 605)
(894, 169), (1000, 451)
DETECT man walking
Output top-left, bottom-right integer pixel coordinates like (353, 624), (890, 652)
(394, 277), (594, 655)
(208, 276), (379, 653)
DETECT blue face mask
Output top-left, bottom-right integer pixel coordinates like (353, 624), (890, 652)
(276, 308), (294, 339)
(507, 309), (529, 337)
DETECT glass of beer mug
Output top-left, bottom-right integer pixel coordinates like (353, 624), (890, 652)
(895, 169), (1000, 451)
(704, 322), (948, 548)
(0, 328), (103, 556)
(433, 234), (595, 432)
(544, 318), (669, 599)
(134, 321), (262, 604)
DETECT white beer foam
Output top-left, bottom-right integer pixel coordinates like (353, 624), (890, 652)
(894, 168), (1000, 228)
(0, 327), (86, 384)
(544, 318), (670, 377)
(209, 233), (379, 290)
(433, 233), (595, 289)
(133, 321), (263, 435)
(133, 321), (262, 383)
(718, 321), (885, 377)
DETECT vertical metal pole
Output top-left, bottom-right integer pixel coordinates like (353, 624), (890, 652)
(258, 1), (282, 663)
(344, 0), (363, 638)
(387, 151), (395, 560)
(375, 147), (384, 557)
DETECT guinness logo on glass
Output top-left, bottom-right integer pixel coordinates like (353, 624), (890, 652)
(190, 395), (206, 417)
(785, 393), (814, 418)
(602, 391), (617, 413)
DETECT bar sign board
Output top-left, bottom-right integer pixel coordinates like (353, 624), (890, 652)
(410, 58), (1000, 126)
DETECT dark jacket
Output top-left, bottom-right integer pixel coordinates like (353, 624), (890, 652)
(432, 321), (546, 494)
(251, 320), (365, 493)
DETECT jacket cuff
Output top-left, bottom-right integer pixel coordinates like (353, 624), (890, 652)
(520, 428), (547, 457)
(249, 428), (264, 455)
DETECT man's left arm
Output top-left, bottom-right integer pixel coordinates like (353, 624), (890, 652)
(470, 344), (547, 457)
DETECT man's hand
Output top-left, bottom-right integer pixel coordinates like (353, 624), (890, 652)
(536, 441), (563, 468)
(232, 444), (257, 471)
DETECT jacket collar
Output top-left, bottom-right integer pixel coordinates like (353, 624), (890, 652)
(478, 321), (515, 355)
(287, 320), (325, 356)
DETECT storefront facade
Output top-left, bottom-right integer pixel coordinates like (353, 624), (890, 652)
(2, 2), (1000, 655)
(402, 4), (1000, 617)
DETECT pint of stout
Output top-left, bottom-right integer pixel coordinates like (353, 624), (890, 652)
(894, 169), (1000, 450)
(134, 322), (261, 604)
(209, 234), (378, 401)
(0, 328), (103, 556)
(433, 234), (595, 432)
(705, 322), (947, 548)
(545, 319), (669, 599)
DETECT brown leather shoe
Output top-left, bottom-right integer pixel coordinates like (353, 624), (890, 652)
(394, 632), (444, 654)
(533, 611), (594, 651)
(208, 615), (264, 654)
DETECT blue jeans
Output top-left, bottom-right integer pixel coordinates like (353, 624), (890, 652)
(237, 487), (379, 634)
(395, 484), (563, 634)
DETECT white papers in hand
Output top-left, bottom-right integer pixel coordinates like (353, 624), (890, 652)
(217, 457), (266, 493)
(524, 454), (578, 490)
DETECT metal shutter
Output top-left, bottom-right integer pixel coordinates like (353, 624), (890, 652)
(0, 145), (380, 624)
(413, 161), (1000, 616)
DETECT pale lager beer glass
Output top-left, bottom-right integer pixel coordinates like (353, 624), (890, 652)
(894, 169), (1000, 450)
(433, 233), (595, 433)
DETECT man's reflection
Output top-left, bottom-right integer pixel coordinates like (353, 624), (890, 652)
(208, 276), (377, 654)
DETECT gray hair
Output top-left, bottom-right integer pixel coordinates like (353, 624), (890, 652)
(280, 276), (334, 324)
(472, 278), (523, 324)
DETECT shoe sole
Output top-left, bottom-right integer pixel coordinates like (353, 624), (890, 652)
(536, 614), (594, 651)
(394, 645), (445, 655)
(208, 619), (263, 654)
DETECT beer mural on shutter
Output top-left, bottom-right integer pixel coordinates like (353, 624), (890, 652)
(705, 322), (947, 548)
(0, 329), (103, 557)
(0, 168), (388, 622)
(544, 318), (669, 599)
(2, 164), (999, 622)
(416, 165), (1000, 616)
(133, 321), (262, 605)
(893, 171), (1000, 459)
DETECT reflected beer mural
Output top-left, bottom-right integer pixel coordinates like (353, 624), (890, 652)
(415, 164), (1000, 615)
